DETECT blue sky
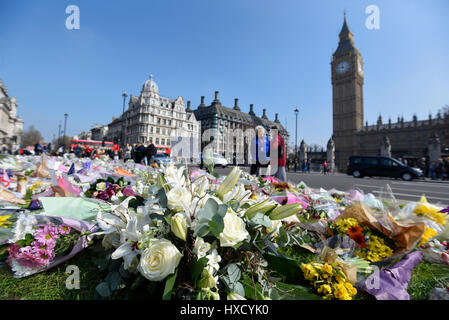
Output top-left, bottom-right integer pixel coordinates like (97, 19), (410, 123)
(1, 0), (448, 148)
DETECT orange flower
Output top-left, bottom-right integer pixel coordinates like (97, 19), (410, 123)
(346, 226), (366, 248)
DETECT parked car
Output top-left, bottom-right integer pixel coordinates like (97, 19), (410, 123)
(347, 155), (423, 181)
(199, 152), (228, 168)
(150, 153), (173, 166)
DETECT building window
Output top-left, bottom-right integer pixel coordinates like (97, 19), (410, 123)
(156, 128), (160, 134)
(161, 138), (165, 145)
(156, 138), (159, 144)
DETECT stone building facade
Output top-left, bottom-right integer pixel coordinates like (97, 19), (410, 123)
(193, 91), (289, 164)
(331, 16), (449, 170)
(0, 78), (23, 152)
(82, 75), (201, 149)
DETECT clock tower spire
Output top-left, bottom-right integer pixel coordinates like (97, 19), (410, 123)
(331, 14), (364, 170)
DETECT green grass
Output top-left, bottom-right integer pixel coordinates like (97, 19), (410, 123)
(0, 242), (443, 300)
(0, 248), (102, 300)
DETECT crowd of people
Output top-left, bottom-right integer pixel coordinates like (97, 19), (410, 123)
(415, 157), (449, 180)
(71, 140), (159, 165)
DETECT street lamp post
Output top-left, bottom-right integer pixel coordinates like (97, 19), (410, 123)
(58, 121), (62, 147)
(121, 90), (128, 148)
(294, 107), (299, 172)
(63, 113), (68, 151)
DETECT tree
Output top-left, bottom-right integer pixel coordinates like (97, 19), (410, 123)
(21, 125), (43, 147)
(52, 135), (71, 150)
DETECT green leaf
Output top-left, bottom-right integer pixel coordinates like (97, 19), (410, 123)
(227, 264), (241, 284)
(271, 282), (321, 300)
(209, 214), (225, 237)
(193, 223), (209, 238)
(189, 257), (209, 284)
(264, 253), (303, 284)
(91, 256), (109, 271)
(95, 282), (111, 298)
(197, 198), (218, 222)
(232, 282), (245, 297)
(241, 276), (265, 300)
(163, 268), (178, 300)
(156, 188), (168, 208)
(107, 177), (115, 184)
(107, 271), (125, 291)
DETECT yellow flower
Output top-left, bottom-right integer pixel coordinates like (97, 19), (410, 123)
(317, 284), (332, 296)
(414, 195), (448, 226)
(344, 282), (357, 296)
(322, 263), (333, 274)
(355, 235), (393, 262)
(301, 263), (319, 281)
(419, 227), (438, 245)
(0, 215), (12, 228)
(336, 218), (359, 234)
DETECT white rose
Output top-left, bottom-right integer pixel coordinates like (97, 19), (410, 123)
(219, 210), (249, 247)
(96, 182), (106, 191)
(265, 220), (282, 238)
(194, 237), (211, 259)
(138, 239), (183, 281)
(166, 186), (192, 212)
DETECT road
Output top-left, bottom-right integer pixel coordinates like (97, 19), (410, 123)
(210, 166), (449, 207)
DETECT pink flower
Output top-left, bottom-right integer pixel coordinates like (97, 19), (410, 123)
(121, 186), (135, 197)
(58, 225), (71, 235)
(34, 225), (59, 245)
(262, 176), (279, 184)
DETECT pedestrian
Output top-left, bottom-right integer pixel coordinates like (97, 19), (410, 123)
(323, 160), (328, 175)
(270, 126), (287, 182)
(250, 126), (270, 177)
(429, 162), (437, 180)
(112, 144), (119, 161)
(124, 144), (132, 162)
(307, 159), (311, 173)
(57, 145), (63, 156)
(134, 142), (146, 164)
(145, 140), (157, 165)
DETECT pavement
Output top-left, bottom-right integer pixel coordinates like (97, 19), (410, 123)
(210, 166), (449, 207)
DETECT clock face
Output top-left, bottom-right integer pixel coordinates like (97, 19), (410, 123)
(336, 61), (350, 74)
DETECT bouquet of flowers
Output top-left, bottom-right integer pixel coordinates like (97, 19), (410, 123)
(331, 217), (395, 262)
(91, 165), (316, 300)
(84, 177), (135, 202)
(300, 261), (357, 300)
(3, 214), (97, 278)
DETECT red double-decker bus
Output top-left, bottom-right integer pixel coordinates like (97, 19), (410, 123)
(69, 139), (117, 152)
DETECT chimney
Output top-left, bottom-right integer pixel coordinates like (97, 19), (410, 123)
(274, 113), (280, 123)
(249, 104), (255, 116)
(262, 109), (268, 119)
(233, 98), (240, 111)
(186, 100), (192, 112)
(212, 91), (221, 106)
(199, 96), (206, 108)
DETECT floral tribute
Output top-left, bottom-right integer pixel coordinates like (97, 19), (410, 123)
(0, 153), (449, 300)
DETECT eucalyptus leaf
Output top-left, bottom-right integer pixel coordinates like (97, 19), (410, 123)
(107, 271), (124, 291)
(250, 213), (273, 228)
(156, 188), (168, 208)
(96, 282), (111, 298)
(227, 264), (241, 284)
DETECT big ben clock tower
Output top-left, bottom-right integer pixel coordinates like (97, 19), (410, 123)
(331, 13), (364, 170)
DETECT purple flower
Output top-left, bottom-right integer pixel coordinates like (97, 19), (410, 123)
(440, 206), (449, 214)
(121, 186), (135, 197)
(96, 191), (110, 200)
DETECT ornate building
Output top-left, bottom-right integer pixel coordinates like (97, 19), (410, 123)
(193, 91), (289, 164)
(0, 78), (23, 152)
(331, 16), (449, 170)
(107, 75), (201, 147)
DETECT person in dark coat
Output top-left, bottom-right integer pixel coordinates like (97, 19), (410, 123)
(145, 140), (157, 165)
(134, 142), (146, 164)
